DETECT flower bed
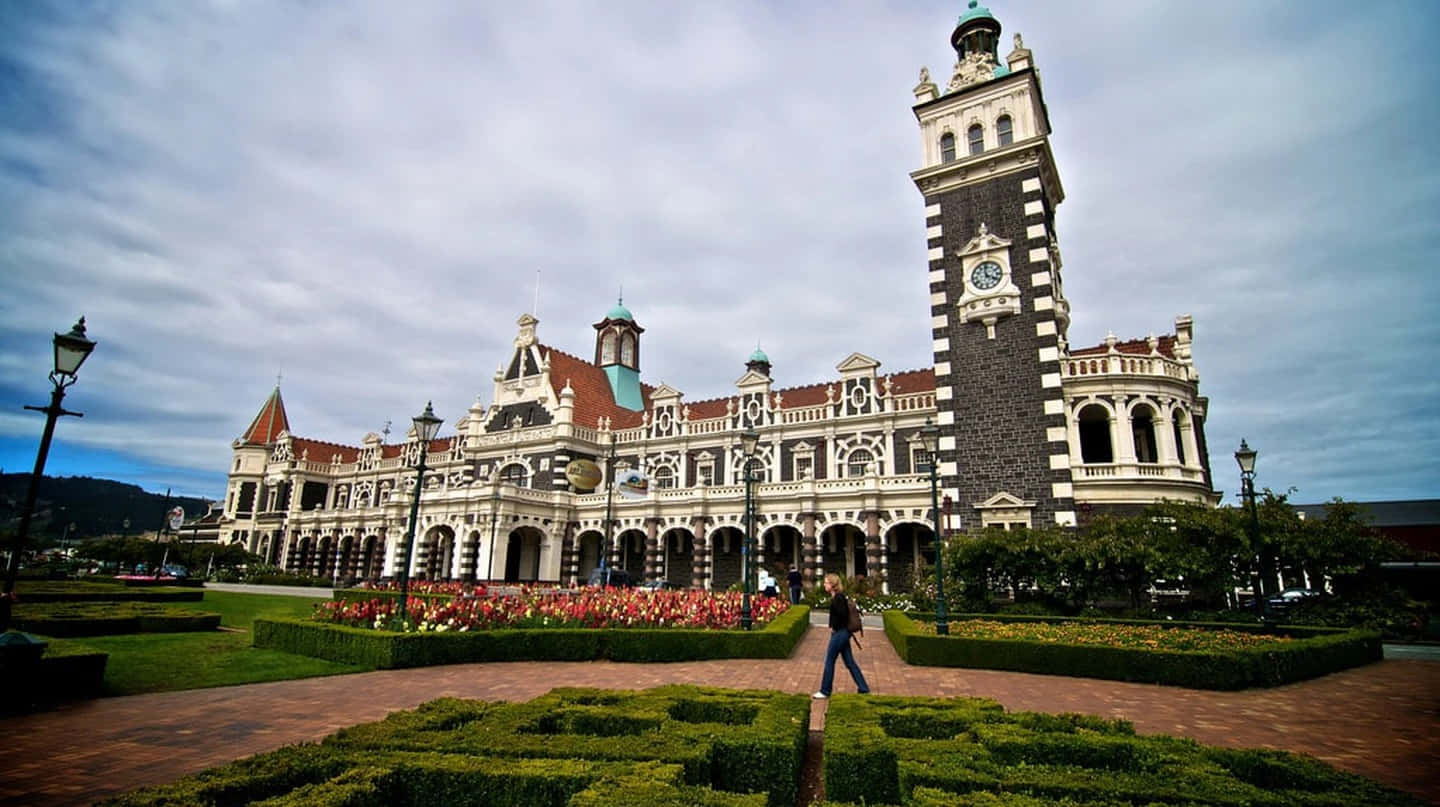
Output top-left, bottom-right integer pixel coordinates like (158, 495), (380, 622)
(315, 587), (790, 632)
(885, 611), (1381, 690)
(255, 604), (809, 668)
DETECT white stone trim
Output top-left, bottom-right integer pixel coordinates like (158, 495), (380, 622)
(937, 410), (955, 425)
(1021, 177), (1041, 193)
(934, 361), (951, 376)
(928, 247), (944, 260)
(1028, 247), (1049, 263)
(925, 225), (942, 239)
(1034, 295), (1054, 311)
(1023, 200), (1044, 216)
(929, 291), (947, 306)
(938, 461), (958, 475)
(936, 386), (953, 401)
(1054, 510), (1077, 527)
(932, 314), (948, 328)
(1046, 426), (1067, 442)
(924, 203), (941, 217)
(1038, 346), (1059, 363)
(1035, 320), (1057, 336)
(1048, 453), (1069, 470)
(1043, 398), (1064, 415)
(929, 269), (945, 283)
(1041, 372), (1062, 388)
(1026, 223), (1047, 240)
(1053, 482), (1074, 499)
(1030, 270), (1051, 288)
(939, 435), (956, 450)
(932, 337), (950, 352)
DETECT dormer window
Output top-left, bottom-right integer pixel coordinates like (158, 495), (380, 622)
(997, 115), (1013, 146)
(940, 132), (956, 162)
(967, 124), (984, 155)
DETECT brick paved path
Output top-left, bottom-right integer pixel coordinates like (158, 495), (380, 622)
(3, 625), (1438, 806)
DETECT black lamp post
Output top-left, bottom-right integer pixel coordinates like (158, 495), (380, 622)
(2, 318), (97, 633)
(396, 402), (442, 628)
(600, 431), (617, 579)
(739, 427), (759, 630)
(1234, 439), (1267, 620)
(919, 419), (949, 635)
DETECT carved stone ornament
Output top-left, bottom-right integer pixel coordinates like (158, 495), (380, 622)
(513, 313), (538, 348)
(947, 51), (997, 91)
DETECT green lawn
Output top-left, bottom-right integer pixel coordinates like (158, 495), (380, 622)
(48, 590), (371, 696)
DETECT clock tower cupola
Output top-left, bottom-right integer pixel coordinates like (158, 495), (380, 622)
(594, 296), (645, 412)
(911, 5), (1075, 531)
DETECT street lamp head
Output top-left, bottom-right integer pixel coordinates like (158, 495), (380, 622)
(740, 426), (759, 458)
(53, 317), (97, 379)
(1234, 438), (1257, 475)
(919, 418), (940, 454)
(412, 401), (443, 443)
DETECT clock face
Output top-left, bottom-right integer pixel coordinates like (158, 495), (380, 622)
(970, 260), (1003, 290)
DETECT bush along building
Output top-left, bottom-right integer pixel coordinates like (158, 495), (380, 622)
(218, 4), (1217, 592)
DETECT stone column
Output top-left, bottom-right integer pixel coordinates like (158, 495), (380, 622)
(801, 513), (818, 589)
(691, 517), (709, 590)
(645, 518), (662, 581)
(864, 511), (882, 587)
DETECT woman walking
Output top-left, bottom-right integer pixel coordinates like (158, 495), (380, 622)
(814, 573), (870, 699)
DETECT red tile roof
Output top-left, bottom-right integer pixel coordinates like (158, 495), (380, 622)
(240, 387), (291, 445)
(1069, 334), (1178, 359)
(542, 345), (653, 429)
(291, 437), (359, 464)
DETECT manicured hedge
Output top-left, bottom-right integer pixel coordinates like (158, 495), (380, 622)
(883, 610), (1381, 690)
(12, 601), (222, 637)
(14, 580), (205, 603)
(100, 686), (803, 807)
(0, 637), (108, 713)
(822, 693), (1424, 806)
(254, 605), (809, 668)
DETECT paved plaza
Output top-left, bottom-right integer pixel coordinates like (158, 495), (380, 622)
(3, 617), (1438, 806)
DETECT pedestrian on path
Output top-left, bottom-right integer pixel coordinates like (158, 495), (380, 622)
(787, 565), (803, 604)
(814, 572), (870, 699)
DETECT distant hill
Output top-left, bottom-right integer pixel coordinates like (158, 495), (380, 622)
(0, 473), (213, 543)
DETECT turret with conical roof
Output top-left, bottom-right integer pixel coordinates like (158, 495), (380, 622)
(239, 386), (290, 446)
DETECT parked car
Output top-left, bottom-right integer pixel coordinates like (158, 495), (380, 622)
(1267, 587), (1321, 613)
(640, 578), (683, 591)
(586, 567), (635, 588)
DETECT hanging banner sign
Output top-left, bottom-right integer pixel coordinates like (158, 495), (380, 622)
(167, 506), (186, 532)
(564, 459), (603, 491)
(615, 468), (650, 500)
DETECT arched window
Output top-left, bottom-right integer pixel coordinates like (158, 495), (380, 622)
(846, 448), (874, 478)
(1171, 411), (1187, 465)
(940, 132), (956, 162)
(1131, 405), (1159, 464)
(1077, 404), (1113, 463)
(600, 333), (617, 364)
(653, 466), (675, 489)
(967, 124), (984, 155)
(996, 115), (1013, 146)
(500, 463), (528, 488)
(620, 332), (635, 367)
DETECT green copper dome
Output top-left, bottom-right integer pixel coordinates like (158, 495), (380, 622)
(749, 347), (770, 363)
(606, 299), (633, 322)
(958, 0), (997, 27)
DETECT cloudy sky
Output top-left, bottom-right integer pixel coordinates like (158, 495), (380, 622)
(1, 1), (1437, 507)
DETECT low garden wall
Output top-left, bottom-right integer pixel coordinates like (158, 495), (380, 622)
(883, 611), (1381, 690)
(255, 605), (809, 668)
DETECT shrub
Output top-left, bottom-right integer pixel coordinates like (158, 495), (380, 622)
(12, 601), (221, 637)
(883, 610), (1381, 690)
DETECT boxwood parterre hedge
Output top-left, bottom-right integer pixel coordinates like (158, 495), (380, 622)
(821, 693), (1425, 806)
(253, 604), (808, 667)
(99, 686), (805, 807)
(883, 610), (1381, 689)
(12, 601), (222, 637)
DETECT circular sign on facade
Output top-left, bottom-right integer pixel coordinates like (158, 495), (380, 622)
(167, 506), (186, 531)
(564, 459), (604, 491)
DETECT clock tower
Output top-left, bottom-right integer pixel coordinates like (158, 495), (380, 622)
(911, 2), (1076, 530)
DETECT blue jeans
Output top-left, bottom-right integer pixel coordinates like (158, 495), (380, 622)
(819, 628), (869, 695)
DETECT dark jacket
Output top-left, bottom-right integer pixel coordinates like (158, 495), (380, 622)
(787, 570), (802, 589)
(828, 592), (850, 632)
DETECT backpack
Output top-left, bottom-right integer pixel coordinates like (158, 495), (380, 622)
(845, 595), (864, 648)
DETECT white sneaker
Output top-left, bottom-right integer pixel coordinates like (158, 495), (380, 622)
(812, 691), (828, 699)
